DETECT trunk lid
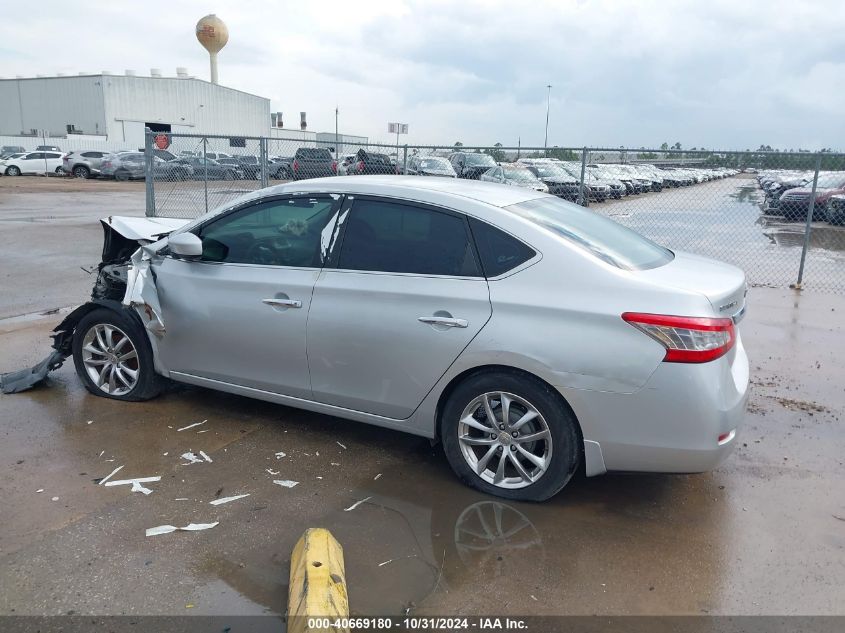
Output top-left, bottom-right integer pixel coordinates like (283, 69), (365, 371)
(635, 251), (747, 320)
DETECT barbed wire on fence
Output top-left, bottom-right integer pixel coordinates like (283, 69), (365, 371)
(143, 130), (844, 292)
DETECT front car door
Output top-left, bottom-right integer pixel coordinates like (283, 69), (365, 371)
(307, 196), (492, 419)
(153, 194), (341, 398)
(20, 153), (41, 174)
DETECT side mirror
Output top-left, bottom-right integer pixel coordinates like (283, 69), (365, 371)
(168, 232), (203, 258)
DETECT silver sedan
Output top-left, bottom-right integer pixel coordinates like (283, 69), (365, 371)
(63, 176), (749, 501)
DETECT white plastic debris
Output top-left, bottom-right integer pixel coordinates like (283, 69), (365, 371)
(99, 465), (125, 485)
(36, 488), (44, 493)
(87, 420), (94, 425)
(145, 521), (219, 537)
(105, 476), (161, 495)
(344, 496), (372, 512)
(181, 452), (204, 464)
(162, 452), (169, 456)
(275, 451), (286, 459)
(331, 462), (340, 466)
(51, 496), (59, 502)
(199, 450), (212, 463)
(336, 441), (347, 450)
(374, 473), (382, 480)
(98, 450), (105, 458)
(177, 420), (207, 432)
(266, 468), (280, 475)
(197, 429), (209, 434)
(209, 493), (250, 506)
(273, 479), (299, 488)
(131, 481), (154, 495)
(174, 498), (189, 501)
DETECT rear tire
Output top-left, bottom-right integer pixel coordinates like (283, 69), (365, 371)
(73, 165), (91, 179)
(114, 169), (130, 182)
(440, 371), (580, 501)
(72, 308), (165, 401)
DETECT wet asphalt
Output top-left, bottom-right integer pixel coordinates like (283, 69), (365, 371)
(0, 179), (844, 617)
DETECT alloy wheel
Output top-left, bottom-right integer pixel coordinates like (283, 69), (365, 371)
(457, 391), (553, 489)
(80, 323), (139, 396)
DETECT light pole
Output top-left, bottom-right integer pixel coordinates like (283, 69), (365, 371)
(544, 84), (552, 156)
(335, 106), (339, 158)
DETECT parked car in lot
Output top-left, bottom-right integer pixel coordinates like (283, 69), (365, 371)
(480, 164), (549, 192)
(449, 152), (498, 179)
(62, 150), (112, 178)
(336, 154), (357, 176)
(406, 155), (457, 177)
(36, 144), (62, 152)
(100, 152), (148, 181)
(517, 160), (581, 201)
(342, 149), (398, 176)
(0, 152), (26, 168)
(2, 151), (65, 176)
(1, 145), (26, 158)
(292, 148), (336, 180)
(776, 173), (845, 221)
(171, 156), (243, 181)
(269, 156), (294, 179)
(218, 156), (260, 179)
(56, 176), (748, 501)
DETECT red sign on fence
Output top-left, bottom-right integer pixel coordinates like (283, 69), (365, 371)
(154, 134), (170, 150)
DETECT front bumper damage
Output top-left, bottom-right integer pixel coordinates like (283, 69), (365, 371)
(0, 215), (184, 394)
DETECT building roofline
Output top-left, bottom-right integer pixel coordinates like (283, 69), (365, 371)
(0, 74), (269, 102)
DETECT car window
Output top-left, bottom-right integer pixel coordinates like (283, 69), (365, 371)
(338, 199), (480, 277)
(296, 148), (331, 160)
(197, 197), (336, 267)
(469, 218), (536, 277)
(26, 153), (43, 160)
(507, 196), (673, 270)
(46, 153), (62, 159)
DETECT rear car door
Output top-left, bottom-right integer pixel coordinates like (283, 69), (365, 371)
(307, 196), (492, 419)
(153, 195), (341, 398)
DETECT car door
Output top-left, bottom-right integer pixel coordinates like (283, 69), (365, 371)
(20, 153), (41, 174)
(307, 196), (492, 419)
(45, 152), (63, 171)
(152, 194), (341, 398)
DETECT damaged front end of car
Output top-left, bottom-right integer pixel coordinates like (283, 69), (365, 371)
(0, 216), (188, 394)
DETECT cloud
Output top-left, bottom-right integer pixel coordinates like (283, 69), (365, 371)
(0, 0), (843, 149)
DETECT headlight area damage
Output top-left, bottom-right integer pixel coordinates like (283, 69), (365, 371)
(0, 216), (188, 394)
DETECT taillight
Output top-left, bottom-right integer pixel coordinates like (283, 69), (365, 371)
(331, 160), (337, 173)
(357, 160), (364, 172)
(293, 159), (299, 172)
(621, 312), (735, 363)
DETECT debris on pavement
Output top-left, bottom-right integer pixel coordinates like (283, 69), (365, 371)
(177, 420), (207, 432)
(336, 441), (347, 450)
(51, 496), (59, 502)
(378, 555), (418, 567)
(209, 493), (250, 506)
(274, 451), (286, 459)
(199, 450), (213, 463)
(36, 489), (44, 493)
(273, 479), (299, 488)
(374, 473), (382, 480)
(98, 465), (125, 485)
(104, 476), (161, 495)
(180, 452), (205, 465)
(266, 468), (280, 475)
(344, 496), (372, 512)
(0, 349), (67, 394)
(196, 429), (209, 434)
(146, 522), (219, 537)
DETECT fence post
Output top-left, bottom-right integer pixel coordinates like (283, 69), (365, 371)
(577, 147), (589, 207)
(203, 137), (209, 214)
(259, 137), (268, 188)
(144, 127), (155, 217)
(796, 153), (822, 288)
(403, 144), (408, 175)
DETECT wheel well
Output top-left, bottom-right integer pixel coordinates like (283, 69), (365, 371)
(52, 300), (142, 355)
(434, 365), (585, 469)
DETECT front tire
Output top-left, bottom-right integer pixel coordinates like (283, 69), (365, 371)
(6, 166), (21, 176)
(441, 372), (580, 501)
(72, 308), (165, 401)
(73, 165), (91, 179)
(114, 169), (130, 182)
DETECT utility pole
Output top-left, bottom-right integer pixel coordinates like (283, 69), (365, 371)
(335, 106), (339, 159)
(544, 84), (552, 156)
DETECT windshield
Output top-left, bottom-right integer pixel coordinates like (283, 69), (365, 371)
(420, 158), (450, 169)
(814, 173), (845, 188)
(502, 166), (539, 183)
(531, 164), (570, 179)
(464, 154), (496, 167)
(506, 197), (674, 270)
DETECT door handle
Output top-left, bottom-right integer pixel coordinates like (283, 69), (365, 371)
(262, 298), (302, 309)
(417, 316), (468, 328)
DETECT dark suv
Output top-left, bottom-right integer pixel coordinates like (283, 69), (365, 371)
(344, 149), (397, 176)
(292, 148), (336, 180)
(449, 152), (498, 179)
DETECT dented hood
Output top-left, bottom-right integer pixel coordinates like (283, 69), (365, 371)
(101, 216), (190, 242)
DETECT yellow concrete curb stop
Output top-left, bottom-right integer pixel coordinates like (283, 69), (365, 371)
(288, 528), (349, 633)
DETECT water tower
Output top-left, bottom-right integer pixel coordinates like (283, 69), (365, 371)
(195, 14), (229, 84)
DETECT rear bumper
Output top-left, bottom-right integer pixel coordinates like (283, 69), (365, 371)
(559, 334), (749, 474)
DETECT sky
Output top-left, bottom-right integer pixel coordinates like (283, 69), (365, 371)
(2, 0), (843, 150)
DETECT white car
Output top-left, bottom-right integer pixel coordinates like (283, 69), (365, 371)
(3, 151), (66, 176)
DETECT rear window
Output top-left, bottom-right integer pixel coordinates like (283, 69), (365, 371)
(506, 197), (673, 270)
(296, 148), (332, 160)
(469, 217), (536, 277)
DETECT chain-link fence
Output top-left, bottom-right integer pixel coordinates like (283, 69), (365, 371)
(144, 130), (845, 292)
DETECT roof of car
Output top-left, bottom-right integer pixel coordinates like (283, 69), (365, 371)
(265, 175), (545, 208)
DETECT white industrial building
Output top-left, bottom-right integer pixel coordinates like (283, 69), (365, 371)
(0, 71), (368, 153)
